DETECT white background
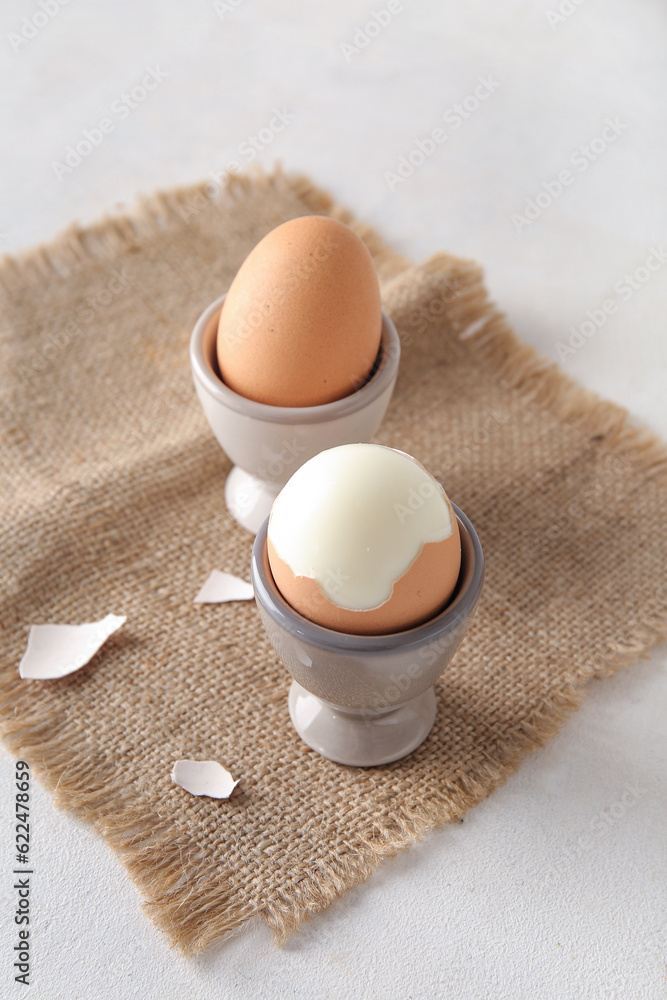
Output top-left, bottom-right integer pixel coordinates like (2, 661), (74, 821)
(1, 2), (666, 998)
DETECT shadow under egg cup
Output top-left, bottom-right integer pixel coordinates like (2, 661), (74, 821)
(251, 503), (485, 767)
(190, 294), (401, 533)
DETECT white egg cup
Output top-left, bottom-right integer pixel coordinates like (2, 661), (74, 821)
(190, 294), (401, 533)
(251, 504), (485, 767)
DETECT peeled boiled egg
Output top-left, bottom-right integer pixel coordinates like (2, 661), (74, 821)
(267, 443), (462, 635)
(216, 215), (382, 407)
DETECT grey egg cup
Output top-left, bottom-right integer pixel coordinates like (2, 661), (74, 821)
(251, 503), (484, 766)
(190, 294), (400, 533)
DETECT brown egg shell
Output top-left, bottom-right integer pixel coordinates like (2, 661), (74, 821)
(267, 519), (462, 636)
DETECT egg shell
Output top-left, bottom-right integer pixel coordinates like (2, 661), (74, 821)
(267, 524), (461, 635)
(216, 215), (382, 407)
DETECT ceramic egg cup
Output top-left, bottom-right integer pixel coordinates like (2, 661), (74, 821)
(190, 294), (400, 534)
(251, 503), (484, 767)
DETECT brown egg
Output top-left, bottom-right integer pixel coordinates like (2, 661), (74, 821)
(216, 215), (382, 407)
(267, 526), (461, 635)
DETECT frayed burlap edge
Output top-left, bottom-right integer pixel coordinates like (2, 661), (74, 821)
(2, 166), (666, 952)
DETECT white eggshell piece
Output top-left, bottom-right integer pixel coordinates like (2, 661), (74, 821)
(18, 614), (126, 680)
(19, 615), (126, 680)
(171, 760), (239, 799)
(194, 570), (254, 604)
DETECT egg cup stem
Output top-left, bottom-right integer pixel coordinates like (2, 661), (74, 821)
(224, 466), (282, 534)
(289, 682), (437, 766)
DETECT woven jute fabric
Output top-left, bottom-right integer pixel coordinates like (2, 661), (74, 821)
(1, 170), (666, 952)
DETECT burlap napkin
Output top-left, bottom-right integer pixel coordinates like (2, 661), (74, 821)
(1, 170), (665, 952)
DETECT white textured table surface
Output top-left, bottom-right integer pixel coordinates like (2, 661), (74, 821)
(1, 3), (665, 998)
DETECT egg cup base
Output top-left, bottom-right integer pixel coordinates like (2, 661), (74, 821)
(288, 681), (437, 766)
(224, 466), (282, 534)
